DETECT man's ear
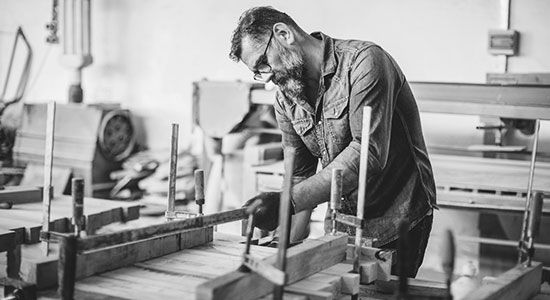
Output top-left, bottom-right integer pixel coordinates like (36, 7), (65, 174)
(273, 23), (295, 47)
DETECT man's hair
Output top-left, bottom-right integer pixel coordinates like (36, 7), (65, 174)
(229, 6), (298, 62)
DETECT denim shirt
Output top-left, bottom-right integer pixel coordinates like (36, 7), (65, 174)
(274, 32), (436, 246)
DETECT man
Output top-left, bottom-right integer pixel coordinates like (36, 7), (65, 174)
(229, 6), (436, 277)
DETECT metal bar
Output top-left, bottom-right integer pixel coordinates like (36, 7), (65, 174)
(519, 119), (540, 263)
(166, 123), (179, 221)
(330, 169), (342, 235)
(72, 178), (84, 236)
(41, 102), (56, 256)
(527, 192), (543, 267)
(354, 106), (372, 274)
(273, 147), (296, 300)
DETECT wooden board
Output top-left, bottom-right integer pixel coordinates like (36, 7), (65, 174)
(20, 226), (213, 290)
(79, 208), (246, 251)
(196, 233), (348, 300)
(465, 262), (542, 300)
(0, 186), (43, 205)
(0, 196), (140, 244)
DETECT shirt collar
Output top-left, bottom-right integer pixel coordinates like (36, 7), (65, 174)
(310, 31), (337, 77)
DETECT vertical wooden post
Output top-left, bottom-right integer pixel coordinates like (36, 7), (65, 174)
(42, 101), (56, 256)
(354, 106), (372, 274)
(72, 178), (85, 236)
(273, 147), (296, 300)
(58, 234), (77, 300)
(166, 123), (179, 221)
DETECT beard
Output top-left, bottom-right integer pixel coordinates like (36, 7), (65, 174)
(271, 45), (307, 103)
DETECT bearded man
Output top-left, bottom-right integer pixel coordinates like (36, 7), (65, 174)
(229, 6), (437, 277)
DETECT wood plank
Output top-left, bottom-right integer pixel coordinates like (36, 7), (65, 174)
(79, 208), (247, 251)
(196, 233), (348, 300)
(0, 196), (140, 244)
(0, 186), (42, 205)
(409, 81), (550, 119)
(21, 226), (213, 290)
(465, 262), (542, 300)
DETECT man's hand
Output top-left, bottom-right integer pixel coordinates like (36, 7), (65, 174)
(243, 192), (295, 231)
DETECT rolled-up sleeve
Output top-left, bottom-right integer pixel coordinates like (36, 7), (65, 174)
(292, 46), (401, 212)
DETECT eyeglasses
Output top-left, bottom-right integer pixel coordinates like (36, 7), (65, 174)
(253, 31), (274, 82)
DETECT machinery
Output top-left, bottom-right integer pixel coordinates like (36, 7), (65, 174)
(12, 103), (135, 198)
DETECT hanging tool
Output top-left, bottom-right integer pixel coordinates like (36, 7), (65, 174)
(41, 102), (56, 256)
(441, 229), (456, 300)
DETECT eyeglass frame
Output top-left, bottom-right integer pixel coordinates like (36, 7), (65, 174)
(253, 31), (274, 82)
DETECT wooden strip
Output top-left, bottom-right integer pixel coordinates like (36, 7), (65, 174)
(79, 208), (246, 251)
(196, 233), (348, 300)
(466, 262), (542, 300)
(0, 186), (42, 205)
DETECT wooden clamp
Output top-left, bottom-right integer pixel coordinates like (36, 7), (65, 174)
(354, 105), (372, 280)
(272, 147), (296, 300)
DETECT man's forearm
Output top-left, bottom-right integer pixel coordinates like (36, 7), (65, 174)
(291, 141), (363, 212)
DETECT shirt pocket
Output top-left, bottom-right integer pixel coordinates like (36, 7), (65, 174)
(325, 96), (352, 145)
(291, 118), (320, 157)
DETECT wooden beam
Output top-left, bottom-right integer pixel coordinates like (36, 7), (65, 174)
(196, 233), (348, 300)
(465, 262), (542, 300)
(0, 186), (42, 205)
(409, 81), (550, 120)
(22, 226), (213, 290)
(79, 208), (246, 251)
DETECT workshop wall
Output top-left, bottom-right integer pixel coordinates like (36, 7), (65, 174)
(1, 0), (549, 150)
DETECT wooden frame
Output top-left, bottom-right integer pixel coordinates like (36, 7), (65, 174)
(465, 262), (542, 300)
